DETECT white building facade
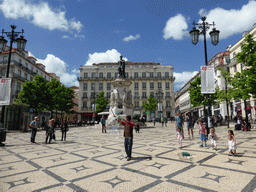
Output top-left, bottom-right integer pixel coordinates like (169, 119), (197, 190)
(78, 62), (175, 121)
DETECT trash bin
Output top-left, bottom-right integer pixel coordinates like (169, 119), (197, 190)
(0, 128), (6, 146)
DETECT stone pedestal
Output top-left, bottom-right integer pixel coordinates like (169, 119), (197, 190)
(107, 78), (133, 126)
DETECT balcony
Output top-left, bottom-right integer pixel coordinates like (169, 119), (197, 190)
(165, 96), (171, 100)
(12, 72), (26, 82)
(82, 96), (88, 100)
(81, 107), (88, 111)
(134, 106), (140, 109)
(165, 106), (171, 109)
(142, 96), (147, 100)
(134, 96), (140, 100)
(230, 58), (237, 66)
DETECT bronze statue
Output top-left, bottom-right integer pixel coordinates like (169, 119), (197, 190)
(118, 55), (126, 78)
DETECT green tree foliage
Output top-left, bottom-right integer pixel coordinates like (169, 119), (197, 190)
(14, 75), (48, 115)
(142, 94), (157, 112)
(95, 91), (109, 113)
(15, 75), (75, 116)
(232, 34), (256, 124)
(189, 76), (219, 115)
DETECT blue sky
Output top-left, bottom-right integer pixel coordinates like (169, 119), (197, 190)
(1, 0), (256, 91)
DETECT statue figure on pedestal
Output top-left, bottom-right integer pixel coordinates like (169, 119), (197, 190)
(118, 55), (126, 78)
(110, 90), (115, 105)
(123, 90), (128, 104)
(114, 89), (119, 104)
(127, 90), (132, 106)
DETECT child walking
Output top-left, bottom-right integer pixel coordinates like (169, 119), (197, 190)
(199, 119), (207, 147)
(176, 127), (184, 149)
(227, 135), (237, 156)
(208, 128), (219, 150)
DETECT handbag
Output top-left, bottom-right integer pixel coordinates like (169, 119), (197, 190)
(52, 134), (56, 140)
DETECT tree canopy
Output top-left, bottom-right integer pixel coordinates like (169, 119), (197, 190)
(95, 91), (109, 113)
(142, 94), (158, 112)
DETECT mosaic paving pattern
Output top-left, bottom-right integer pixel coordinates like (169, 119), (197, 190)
(0, 123), (256, 192)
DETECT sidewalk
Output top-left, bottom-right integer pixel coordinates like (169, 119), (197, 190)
(0, 123), (256, 191)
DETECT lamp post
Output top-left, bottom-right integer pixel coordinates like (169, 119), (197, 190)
(0, 25), (27, 126)
(156, 89), (164, 120)
(189, 16), (220, 132)
(91, 91), (98, 124)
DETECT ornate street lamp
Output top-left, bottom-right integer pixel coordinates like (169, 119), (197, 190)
(0, 25), (27, 128)
(156, 89), (164, 119)
(189, 16), (220, 132)
(91, 91), (98, 124)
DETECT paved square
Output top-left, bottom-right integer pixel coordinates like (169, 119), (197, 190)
(0, 122), (256, 191)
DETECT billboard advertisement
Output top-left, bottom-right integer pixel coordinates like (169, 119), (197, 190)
(201, 66), (215, 94)
(0, 78), (12, 105)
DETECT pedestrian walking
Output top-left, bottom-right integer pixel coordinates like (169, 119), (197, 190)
(161, 117), (164, 127)
(135, 123), (140, 133)
(29, 117), (39, 143)
(176, 127), (184, 149)
(185, 112), (194, 139)
(100, 115), (106, 133)
(227, 135), (236, 156)
(164, 117), (167, 127)
(61, 120), (69, 141)
(175, 111), (184, 135)
(153, 117), (156, 126)
(199, 119), (207, 147)
(119, 115), (134, 161)
(45, 119), (54, 144)
(208, 128), (219, 150)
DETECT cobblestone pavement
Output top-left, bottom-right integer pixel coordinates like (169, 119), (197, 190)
(0, 122), (256, 192)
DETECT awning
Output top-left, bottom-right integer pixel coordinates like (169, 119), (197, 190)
(81, 113), (93, 116)
(97, 111), (109, 115)
(237, 108), (242, 112)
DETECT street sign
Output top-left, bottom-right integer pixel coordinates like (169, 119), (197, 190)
(201, 66), (215, 94)
(146, 111), (149, 114)
(0, 78), (12, 105)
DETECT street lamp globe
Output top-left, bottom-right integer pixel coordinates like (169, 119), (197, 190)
(16, 36), (27, 50)
(189, 27), (200, 45)
(209, 28), (220, 46)
(0, 36), (7, 52)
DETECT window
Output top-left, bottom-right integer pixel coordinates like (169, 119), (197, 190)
(142, 82), (146, 90)
(166, 101), (170, 107)
(234, 65), (237, 72)
(142, 92), (147, 99)
(150, 82), (154, 90)
(99, 83), (103, 91)
(241, 63), (245, 71)
(166, 92), (170, 96)
(99, 72), (103, 79)
(83, 92), (87, 98)
(142, 72), (146, 78)
(134, 92), (139, 98)
(91, 83), (95, 90)
(134, 82), (139, 90)
(107, 83), (111, 90)
(107, 72), (111, 79)
(91, 72), (96, 79)
(115, 72), (118, 78)
(18, 70), (21, 76)
(36, 70), (38, 74)
(25, 73), (27, 80)
(84, 72), (88, 79)
(158, 82), (162, 89)
(83, 83), (87, 91)
(30, 76), (33, 81)
(150, 92), (154, 97)
(165, 82), (170, 90)
(3, 56), (7, 64)
(107, 92), (111, 99)
(1, 68), (5, 77)
(233, 52), (236, 58)
(125, 72), (129, 78)
(165, 72), (169, 78)
(17, 82), (21, 91)
(227, 67), (230, 72)
(134, 72), (138, 78)
(134, 101), (139, 108)
(150, 72), (154, 78)
(25, 63), (28, 68)
(83, 102), (87, 108)
(19, 59), (22, 64)
(157, 72), (161, 78)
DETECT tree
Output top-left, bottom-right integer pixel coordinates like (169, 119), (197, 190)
(95, 91), (109, 113)
(189, 76), (219, 116)
(217, 68), (233, 128)
(142, 94), (158, 118)
(234, 34), (256, 124)
(15, 75), (48, 115)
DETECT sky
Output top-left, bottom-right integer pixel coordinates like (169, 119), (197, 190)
(1, 0), (256, 91)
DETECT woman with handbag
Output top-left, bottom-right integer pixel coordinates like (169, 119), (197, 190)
(45, 119), (54, 144)
(61, 120), (69, 141)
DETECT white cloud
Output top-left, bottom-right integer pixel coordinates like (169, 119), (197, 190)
(28, 52), (79, 87)
(84, 49), (128, 66)
(72, 68), (80, 74)
(174, 71), (199, 90)
(62, 35), (70, 39)
(198, 0), (256, 40)
(123, 34), (140, 42)
(0, 0), (82, 33)
(163, 14), (189, 40)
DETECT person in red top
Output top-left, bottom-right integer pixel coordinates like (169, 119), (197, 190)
(119, 115), (134, 161)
